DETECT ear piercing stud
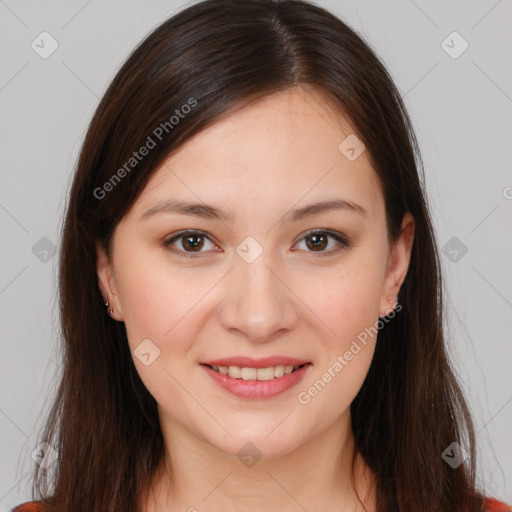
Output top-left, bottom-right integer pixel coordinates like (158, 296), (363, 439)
(105, 300), (113, 316)
(379, 297), (399, 319)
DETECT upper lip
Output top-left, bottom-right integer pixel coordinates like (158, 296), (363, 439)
(201, 356), (311, 368)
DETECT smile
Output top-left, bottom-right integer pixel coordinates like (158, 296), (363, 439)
(200, 362), (312, 399)
(205, 363), (306, 381)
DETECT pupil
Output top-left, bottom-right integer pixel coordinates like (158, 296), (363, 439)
(307, 234), (327, 251)
(184, 235), (203, 251)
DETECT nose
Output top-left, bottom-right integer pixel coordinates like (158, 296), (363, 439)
(217, 255), (300, 343)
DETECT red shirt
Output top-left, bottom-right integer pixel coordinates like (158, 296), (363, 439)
(11, 497), (512, 511)
(487, 498), (512, 512)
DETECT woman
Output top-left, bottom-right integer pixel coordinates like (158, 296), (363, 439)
(11, 0), (510, 511)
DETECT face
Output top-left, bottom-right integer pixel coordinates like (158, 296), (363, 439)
(97, 87), (414, 458)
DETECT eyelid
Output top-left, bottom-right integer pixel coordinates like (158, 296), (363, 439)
(292, 228), (349, 255)
(295, 228), (348, 245)
(163, 228), (349, 258)
(163, 229), (219, 258)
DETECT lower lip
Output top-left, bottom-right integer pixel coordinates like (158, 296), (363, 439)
(200, 363), (312, 399)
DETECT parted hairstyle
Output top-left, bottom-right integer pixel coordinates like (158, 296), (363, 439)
(28, 1), (486, 511)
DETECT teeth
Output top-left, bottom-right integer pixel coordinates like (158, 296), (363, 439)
(211, 364), (303, 380)
(228, 366), (241, 378)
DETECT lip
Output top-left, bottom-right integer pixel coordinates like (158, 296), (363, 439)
(201, 356), (311, 368)
(200, 362), (313, 399)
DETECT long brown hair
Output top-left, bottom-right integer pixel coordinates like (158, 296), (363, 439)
(28, 1), (485, 510)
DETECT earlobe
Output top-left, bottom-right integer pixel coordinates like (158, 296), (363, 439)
(96, 241), (122, 320)
(378, 213), (415, 317)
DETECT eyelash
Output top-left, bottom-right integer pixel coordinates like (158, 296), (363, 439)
(162, 229), (350, 259)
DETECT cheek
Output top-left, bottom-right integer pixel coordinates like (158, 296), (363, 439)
(292, 251), (385, 418)
(297, 251), (386, 344)
(114, 248), (212, 355)
(114, 253), (214, 410)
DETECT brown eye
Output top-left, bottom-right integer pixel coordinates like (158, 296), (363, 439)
(181, 234), (205, 252)
(305, 233), (328, 251)
(294, 230), (349, 255)
(164, 230), (217, 257)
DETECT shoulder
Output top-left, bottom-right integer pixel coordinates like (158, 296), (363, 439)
(485, 497), (512, 511)
(10, 500), (45, 512)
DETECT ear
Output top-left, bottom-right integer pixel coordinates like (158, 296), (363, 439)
(378, 212), (415, 317)
(96, 241), (123, 321)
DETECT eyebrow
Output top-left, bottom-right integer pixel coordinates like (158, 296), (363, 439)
(139, 198), (367, 223)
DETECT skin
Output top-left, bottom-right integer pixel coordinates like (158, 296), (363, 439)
(97, 86), (414, 512)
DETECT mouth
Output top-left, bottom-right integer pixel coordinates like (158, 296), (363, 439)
(200, 362), (313, 399)
(201, 362), (309, 381)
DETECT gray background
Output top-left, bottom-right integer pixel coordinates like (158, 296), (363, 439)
(1, 0), (511, 509)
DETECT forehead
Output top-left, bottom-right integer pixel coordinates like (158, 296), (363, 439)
(133, 87), (384, 221)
